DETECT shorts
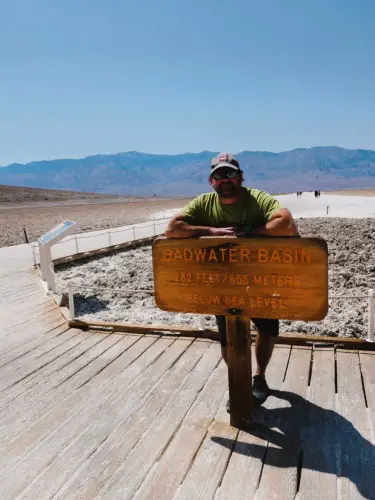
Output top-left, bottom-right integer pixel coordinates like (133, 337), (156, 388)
(216, 315), (279, 347)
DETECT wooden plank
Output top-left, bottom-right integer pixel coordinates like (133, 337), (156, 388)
(0, 308), (64, 339)
(69, 320), (375, 350)
(0, 323), (70, 369)
(132, 361), (228, 500)
(336, 349), (375, 499)
(0, 283), (39, 298)
(0, 336), (118, 441)
(171, 402), (238, 500)
(0, 335), (166, 455)
(0, 337), (187, 499)
(226, 315), (253, 429)
(70, 319), (221, 338)
(297, 347), (336, 499)
(0, 316), (67, 354)
(153, 236), (328, 320)
(2, 310), (66, 338)
(0, 277), (32, 287)
(0, 329), (94, 409)
(1, 303), (58, 331)
(255, 346), (312, 500)
(0, 334), (157, 458)
(215, 346), (291, 500)
(0, 328), (81, 381)
(90, 342), (221, 500)
(273, 335), (375, 350)
(359, 351), (375, 409)
(0, 301), (55, 327)
(0, 322), (74, 372)
(1, 295), (51, 311)
(0, 292), (43, 308)
(0, 286), (41, 300)
(0, 291), (48, 309)
(0, 332), (111, 397)
(22, 339), (215, 500)
(0, 333), (124, 443)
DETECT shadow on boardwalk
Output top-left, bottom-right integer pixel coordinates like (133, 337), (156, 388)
(212, 390), (375, 499)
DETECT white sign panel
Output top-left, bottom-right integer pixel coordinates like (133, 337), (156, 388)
(39, 221), (76, 244)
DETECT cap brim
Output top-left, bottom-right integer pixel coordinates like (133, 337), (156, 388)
(210, 162), (240, 174)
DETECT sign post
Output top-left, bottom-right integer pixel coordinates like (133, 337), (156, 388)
(226, 315), (253, 428)
(153, 236), (328, 429)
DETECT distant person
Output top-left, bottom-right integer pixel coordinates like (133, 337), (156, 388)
(165, 153), (299, 410)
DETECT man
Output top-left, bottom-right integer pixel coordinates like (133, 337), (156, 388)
(165, 153), (299, 410)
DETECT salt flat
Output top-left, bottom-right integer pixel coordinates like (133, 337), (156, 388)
(152, 192), (375, 220)
(275, 192), (375, 218)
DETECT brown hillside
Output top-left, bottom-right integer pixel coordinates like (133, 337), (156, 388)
(0, 185), (130, 204)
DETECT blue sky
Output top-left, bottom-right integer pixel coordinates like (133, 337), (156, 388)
(1, 0), (375, 165)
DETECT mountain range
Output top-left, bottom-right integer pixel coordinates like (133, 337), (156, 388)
(1, 146), (375, 196)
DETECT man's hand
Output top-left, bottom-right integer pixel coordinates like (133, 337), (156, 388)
(165, 214), (239, 239)
(207, 227), (237, 236)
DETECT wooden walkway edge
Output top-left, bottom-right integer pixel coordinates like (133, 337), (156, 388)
(0, 248), (374, 499)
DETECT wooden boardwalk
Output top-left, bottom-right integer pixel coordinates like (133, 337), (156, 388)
(0, 256), (374, 498)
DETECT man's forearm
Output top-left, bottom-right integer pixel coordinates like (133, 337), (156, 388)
(252, 216), (299, 236)
(165, 220), (212, 238)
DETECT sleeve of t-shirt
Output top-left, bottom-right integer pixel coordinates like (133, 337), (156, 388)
(181, 196), (204, 224)
(255, 190), (284, 221)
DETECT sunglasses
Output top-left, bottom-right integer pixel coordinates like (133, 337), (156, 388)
(211, 170), (239, 180)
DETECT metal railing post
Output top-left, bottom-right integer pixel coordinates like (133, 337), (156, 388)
(49, 262), (56, 293)
(367, 289), (374, 342)
(68, 284), (76, 320)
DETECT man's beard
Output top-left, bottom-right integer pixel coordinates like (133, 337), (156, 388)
(214, 182), (241, 198)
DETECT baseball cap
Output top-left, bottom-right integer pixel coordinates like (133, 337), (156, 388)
(210, 153), (240, 174)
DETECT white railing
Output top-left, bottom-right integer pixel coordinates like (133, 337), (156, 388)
(51, 219), (169, 260)
(42, 219), (169, 294)
(30, 211), (181, 267)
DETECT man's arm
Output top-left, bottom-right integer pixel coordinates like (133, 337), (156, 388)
(251, 208), (299, 236)
(165, 213), (237, 239)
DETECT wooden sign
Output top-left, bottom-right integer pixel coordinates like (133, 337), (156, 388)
(153, 236), (328, 321)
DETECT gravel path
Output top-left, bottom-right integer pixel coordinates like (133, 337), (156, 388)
(55, 218), (375, 338)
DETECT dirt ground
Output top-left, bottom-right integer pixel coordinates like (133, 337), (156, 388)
(0, 198), (190, 247)
(1, 185), (375, 247)
(0, 184), (130, 205)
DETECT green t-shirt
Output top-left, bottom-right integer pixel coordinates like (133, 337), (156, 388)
(182, 187), (283, 230)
